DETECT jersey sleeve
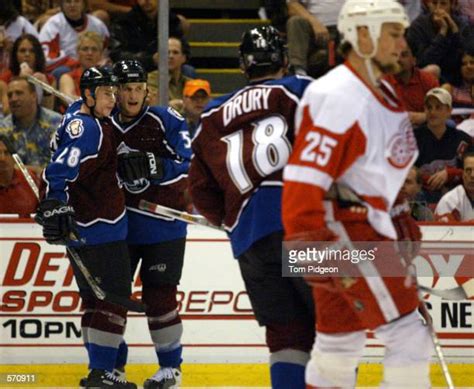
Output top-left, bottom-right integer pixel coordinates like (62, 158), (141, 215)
(188, 135), (225, 226)
(153, 107), (192, 184)
(282, 92), (367, 238)
(43, 116), (102, 202)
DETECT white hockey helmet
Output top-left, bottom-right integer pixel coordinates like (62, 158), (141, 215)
(338, 0), (409, 58)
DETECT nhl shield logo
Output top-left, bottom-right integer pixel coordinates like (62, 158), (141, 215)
(66, 119), (84, 139)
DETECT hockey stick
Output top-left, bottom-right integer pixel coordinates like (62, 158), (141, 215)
(2, 138), (146, 312)
(27, 75), (75, 105)
(419, 279), (474, 300)
(418, 297), (455, 389)
(139, 199), (225, 231)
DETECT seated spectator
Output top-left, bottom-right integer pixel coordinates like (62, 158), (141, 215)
(1, 0), (38, 72)
(435, 150), (474, 221)
(39, 0), (109, 78)
(385, 39), (439, 126)
(0, 34), (55, 112)
(286, 0), (345, 77)
(445, 46), (474, 109)
(415, 87), (472, 203)
(147, 37), (192, 107)
(401, 166), (434, 221)
(183, 79), (211, 137)
(59, 31), (104, 99)
(0, 77), (62, 175)
(407, 0), (473, 84)
(458, 0), (474, 24)
(0, 135), (39, 215)
(110, 0), (188, 72)
(399, 0), (423, 22)
(22, 0), (61, 31)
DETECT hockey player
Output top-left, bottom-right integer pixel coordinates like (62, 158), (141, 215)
(188, 26), (315, 389)
(282, 1), (432, 388)
(35, 66), (137, 389)
(112, 59), (191, 389)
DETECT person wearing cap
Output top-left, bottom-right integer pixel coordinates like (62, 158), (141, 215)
(182, 79), (211, 137)
(415, 87), (472, 203)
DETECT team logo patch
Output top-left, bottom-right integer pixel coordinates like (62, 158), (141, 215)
(387, 118), (417, 168)
(66, 119), (84, 138)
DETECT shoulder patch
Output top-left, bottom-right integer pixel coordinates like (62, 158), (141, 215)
(66, 119), (84, 138)
(167, 107), (184, 121)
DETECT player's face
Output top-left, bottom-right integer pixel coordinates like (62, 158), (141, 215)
(374, 23), (406, 74)
(183, 90), (210, 120)
(0, 141), (14, 186)
(424, 96), (451, 129)
(463, 156), (474, 198)
(62, 0), (84, 21)
(118, 82), (147, 117)
(93, 86), (117, 118)
(401, 167), (421, 200)
(461, 54), (474, 83)
(7, 80), (37, 119)
(16, 39), (36, 70)
(78, 38), (102, 69)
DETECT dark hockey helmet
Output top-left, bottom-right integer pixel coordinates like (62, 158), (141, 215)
(239, 25), (287, 75)
(113, 60), (147, 84)
(79, 66), (118, 100)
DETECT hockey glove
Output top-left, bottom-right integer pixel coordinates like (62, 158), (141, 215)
(118, 151), (163, 183)
(35, 199), (79, 245)
(390, 200), (422, 262)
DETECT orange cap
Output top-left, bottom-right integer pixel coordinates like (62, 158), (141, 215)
(183, 79), (211, 97)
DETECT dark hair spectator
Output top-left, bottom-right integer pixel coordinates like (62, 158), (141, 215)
(407, 0), (474, 84)
(0, 34), (55, 112)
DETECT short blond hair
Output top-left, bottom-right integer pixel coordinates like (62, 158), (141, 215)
(77, 31), (104, 52)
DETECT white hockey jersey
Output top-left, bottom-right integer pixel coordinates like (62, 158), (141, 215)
(284, 63), (418, 239)
(435, 185), (474, 221)
(39, 12), (109, 68)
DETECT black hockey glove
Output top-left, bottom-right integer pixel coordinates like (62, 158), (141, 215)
(118, 152), (164, 183)
(34, 199), (79, 245)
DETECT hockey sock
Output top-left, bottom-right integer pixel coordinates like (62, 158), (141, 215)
(157, 344), (183, 368)
(114, 340), (128, 369)
(270, 362), (306, 389)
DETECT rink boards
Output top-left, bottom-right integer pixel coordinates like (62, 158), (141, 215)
(0, 218), (473, 365)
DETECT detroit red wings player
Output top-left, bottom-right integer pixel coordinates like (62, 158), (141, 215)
(282, 1), (432, 388)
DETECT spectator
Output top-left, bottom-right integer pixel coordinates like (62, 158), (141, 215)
(400, 166), (434, 220)
(182, 79), (211, 137)
(445, 46), (474, 109)
(407, 0), (473, 84)
(1, 0), (38, 73)
(59, 31), (104, 99)
(399, 0), (423, 22)
(385, 39), (439, 126)
(286, 0), (345, 77)
(0, 34), (55, 112)
(0, 77), (62, 175)
(88, 0), (134, 26)
(110, 0), (188, 72)
(147, 37), (192, 107)
(39, 0), (109, 78)
(22, 0), (61, 31)
(458, 0), (474, 24)
(415, 87), (472, 203)
(435, 150), (474, 221)
(0, 135), (39, 215)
